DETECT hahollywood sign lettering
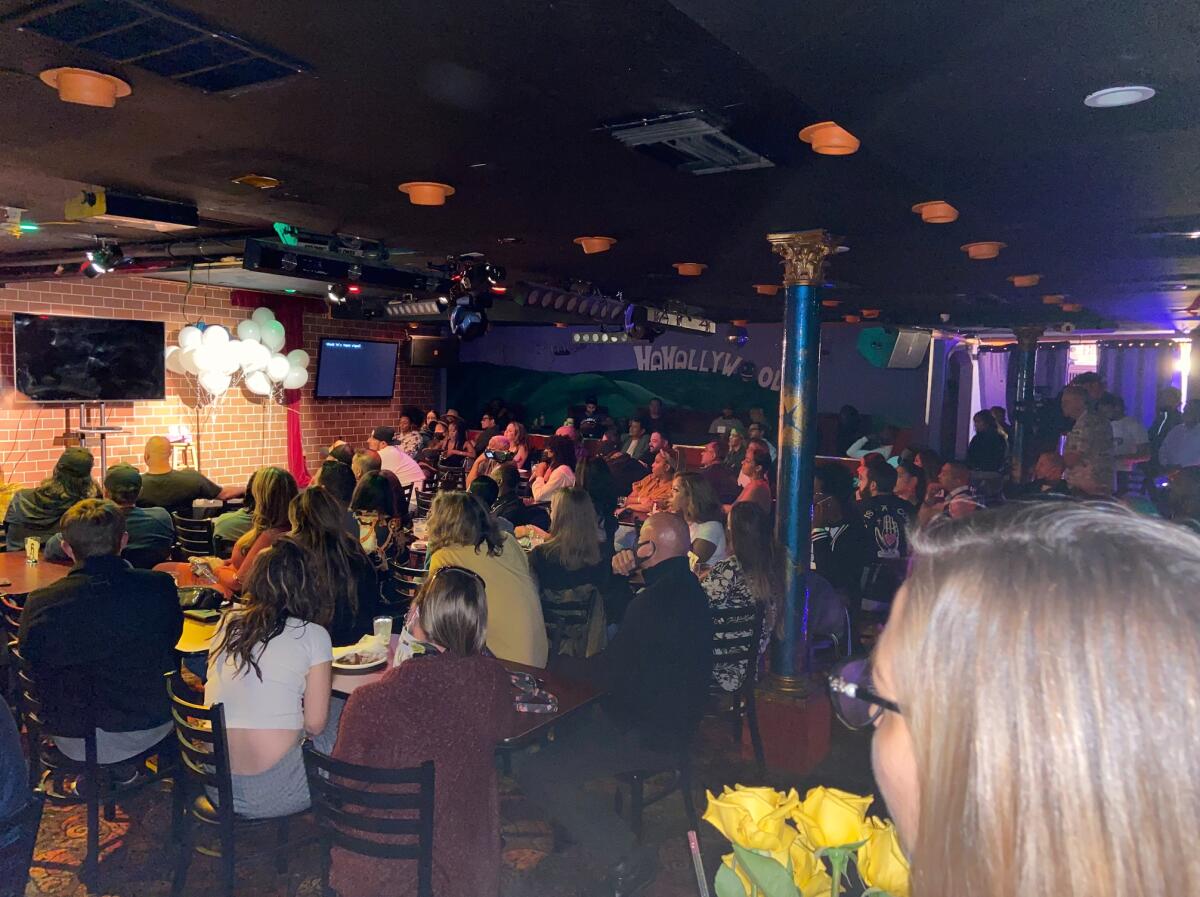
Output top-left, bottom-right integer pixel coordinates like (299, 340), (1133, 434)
(632, 344), (782, 392)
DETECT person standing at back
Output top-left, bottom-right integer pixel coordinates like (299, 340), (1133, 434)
(20, 499), (182, 770)
(1149, 386), (1183, 466)
(515, 513), (712, 896)
(1061, 385), (1114, 495)
(967, 411), (1008, 475)
(139, 435), (242, 517)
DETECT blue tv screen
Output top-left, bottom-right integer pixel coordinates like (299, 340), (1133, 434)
(314, 338), (399, 399)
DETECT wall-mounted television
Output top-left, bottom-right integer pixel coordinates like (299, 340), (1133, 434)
(409, 336), (458, 367)
(13, 313), (165, 402)
(314, 338), (399, 399)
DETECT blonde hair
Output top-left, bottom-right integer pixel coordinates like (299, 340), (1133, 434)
(672, 472), (722, 524)
(539, 488), (600, 571)
(235, 466), (298, 554)
(425, 490), (504, 558)
(892, 503), (1200, 897)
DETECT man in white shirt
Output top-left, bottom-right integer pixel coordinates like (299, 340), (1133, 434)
(1159, 400), (1200, 469)
(1099, 393), (1150, 474)
(366, 426), (426, 489)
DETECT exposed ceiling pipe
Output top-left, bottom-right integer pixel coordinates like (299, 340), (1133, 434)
(0, 235), (258, 284)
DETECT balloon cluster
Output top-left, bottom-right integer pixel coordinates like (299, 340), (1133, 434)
(163, 306), (311, 401)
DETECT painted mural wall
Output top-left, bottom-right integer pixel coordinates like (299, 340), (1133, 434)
(448, 323), (933, 440)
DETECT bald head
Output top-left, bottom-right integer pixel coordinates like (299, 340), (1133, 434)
(144, 436), (173, 472)
(638, 512), (691, 567)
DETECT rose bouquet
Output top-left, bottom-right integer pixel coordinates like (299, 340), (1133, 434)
(702, 785), (909, 897)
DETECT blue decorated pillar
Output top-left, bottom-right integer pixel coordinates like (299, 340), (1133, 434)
(1010, 326), (1043, 482)
(767, 230), (841, 691)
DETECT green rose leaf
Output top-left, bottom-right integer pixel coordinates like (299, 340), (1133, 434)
(732, 844), (802, 897)
(715, 862), (750, 897)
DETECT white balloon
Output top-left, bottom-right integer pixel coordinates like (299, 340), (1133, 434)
(178, 347), (201, 375)
(164, 346), (186, 374)
(193, 344), (219, 373)
(177, 325), (202, 350)
(236, 319), (261, 342)
(199, 370), (231, 396)
(251, 307), (276, 326)
(282, 368), (309, 390)
(217, 341), (242, 375)
(266, 353), (291, 383)
(201, 325), (230, 347)
(241, 340), (271, 372)
(285, 348), (310, 370)
(260, 319), (286, 352)
(244, 370), (273, 396)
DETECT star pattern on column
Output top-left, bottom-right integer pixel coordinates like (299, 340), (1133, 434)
(781, 395), (804, 443)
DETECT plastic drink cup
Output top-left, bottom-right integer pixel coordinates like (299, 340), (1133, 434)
(373, 616), (393, 641)
(24, 538), (39, 565)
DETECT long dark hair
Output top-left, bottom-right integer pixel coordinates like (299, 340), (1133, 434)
(234, 466), (298, 555)
(444, 418), (467, 451)
(575, 456), (619, 517)
(210, 539), (323, 680)
(288, 486), (371, 626)
(728, 501), (783, 617)
(351, 470), (403, 518)
(546, 435), (576, 471)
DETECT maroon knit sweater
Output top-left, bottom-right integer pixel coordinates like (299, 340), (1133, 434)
(330, 653), (516, 897)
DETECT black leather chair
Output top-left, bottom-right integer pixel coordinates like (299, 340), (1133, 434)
(302, 745), (436, 897)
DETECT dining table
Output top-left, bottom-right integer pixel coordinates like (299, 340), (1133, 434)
(155, 561), (234, 655)
(0, 552), (71, 597)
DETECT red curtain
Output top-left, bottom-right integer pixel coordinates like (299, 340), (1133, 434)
(230, 290), (325, 487)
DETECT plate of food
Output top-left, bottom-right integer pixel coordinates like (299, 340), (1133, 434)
(332, 650), (388, 673)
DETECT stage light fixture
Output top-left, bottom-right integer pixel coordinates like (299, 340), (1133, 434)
(327, 284), (348, 304)
(728, 325), (749, 347)
(84, 243), (123, 276)
(450, 304), (488, 341)
(436, 295), (450, 307)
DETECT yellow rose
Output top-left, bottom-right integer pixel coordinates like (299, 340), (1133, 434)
(720, 841), (831, 897)
(792, 786), (874, 849)
(856, 817), (910, 897)
(788, 838), (833, 897)
(704, 786), (801, 852)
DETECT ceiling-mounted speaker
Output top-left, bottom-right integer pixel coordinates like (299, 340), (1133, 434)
(856, 327), (931, 369)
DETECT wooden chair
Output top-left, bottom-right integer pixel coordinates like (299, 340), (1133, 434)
(302, 744), (436, 897)
(613, 748), (699, 843)
(436, 464), (466, 493)
(708, 604), (767, 776)
(166, 672), (309, 897)
(384, 564), (427, 618)
(0, 792), (45, 897)
(541, 584), (606, 657)
(415, 484), (436, 518)
(14, 649), (175, 883)
(171, 513), (215, 559)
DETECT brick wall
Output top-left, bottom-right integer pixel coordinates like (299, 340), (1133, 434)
(0, 276), (438, 490)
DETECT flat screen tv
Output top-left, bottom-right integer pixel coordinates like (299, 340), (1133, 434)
(13, 313), (165, 402)
(314, 338), (399, 399)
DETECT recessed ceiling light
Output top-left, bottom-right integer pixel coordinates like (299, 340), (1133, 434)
(1084, 85), (1155, 108)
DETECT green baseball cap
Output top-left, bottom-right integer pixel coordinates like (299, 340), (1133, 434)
(104, 462), (142, 495)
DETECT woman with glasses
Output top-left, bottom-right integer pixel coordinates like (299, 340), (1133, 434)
(831, 503), (1200, 897)
(425, 491), (548, 667)
(332, 566), (515, 897)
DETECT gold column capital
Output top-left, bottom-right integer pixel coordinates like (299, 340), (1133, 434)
(1012, 325), (1045, 353)
(767, 229), (842, 287)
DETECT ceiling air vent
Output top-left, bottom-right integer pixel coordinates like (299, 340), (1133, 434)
(2, 0), (309, 94)
(607, 113), (773, 175)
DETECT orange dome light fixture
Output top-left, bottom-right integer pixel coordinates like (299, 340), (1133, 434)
(843, 314), (862, 324)
(1062, 303), (1083, 313)
(861, 308), (881, 319)
(398, 181), (456, 206)
(961, 241), (1007, 260)
(673, 262), (707, 276)
(753, 284), (780, 296)
(40, 67), (131, 108)
(573, 236), (616, 254)
(1008, 274), (1042, 288)
(911, 201), (959, 224)
(798, 121), (860, 155)
(232, 174), (280, 189)
(1042, 294), (1065, 305)
(821, 299), (841, 308)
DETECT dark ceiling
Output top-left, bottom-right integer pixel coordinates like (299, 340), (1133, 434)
(0, 0), (1196, 328)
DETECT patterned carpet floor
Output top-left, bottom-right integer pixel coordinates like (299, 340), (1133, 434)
(21, 719), (876, 897)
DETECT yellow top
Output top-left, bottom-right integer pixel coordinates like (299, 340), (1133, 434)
(428, 531), (549, 668)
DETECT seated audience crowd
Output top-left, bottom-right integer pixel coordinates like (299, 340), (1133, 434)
(7, 382), (1200, 897)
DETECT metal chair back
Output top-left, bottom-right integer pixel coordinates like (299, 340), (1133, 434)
(172, 514), (216, 558)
